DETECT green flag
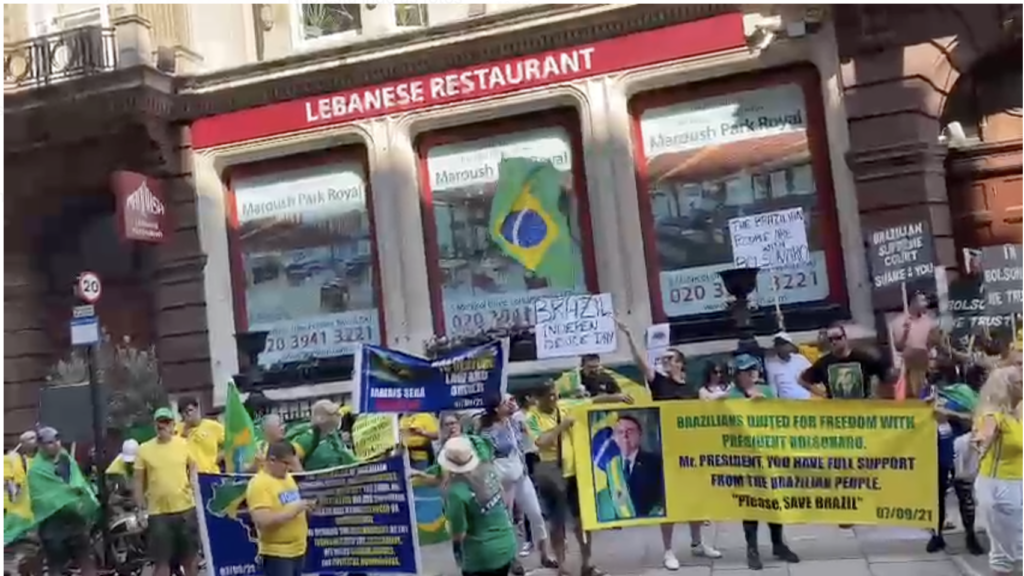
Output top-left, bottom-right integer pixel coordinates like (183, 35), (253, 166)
(224, 381), (257, 473)
(489, 158), (581, 289)
(5, 451), (98, 546)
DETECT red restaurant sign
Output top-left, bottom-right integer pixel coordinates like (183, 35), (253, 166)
(191, 13), (745, 149)
(112, 171), (167, 243)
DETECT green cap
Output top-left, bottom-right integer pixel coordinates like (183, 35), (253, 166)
(153, 407), (176, 421)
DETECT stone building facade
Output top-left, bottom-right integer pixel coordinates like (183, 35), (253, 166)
(4, 4), (1020, 440)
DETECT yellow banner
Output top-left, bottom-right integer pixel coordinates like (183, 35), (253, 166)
(572, 400), (938, 531)
(352, 414), (399, 460)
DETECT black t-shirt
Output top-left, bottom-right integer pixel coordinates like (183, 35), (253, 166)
(648, 373), (698, 401)
(805, 349), (888, 399)
(581, 371), (621, 397)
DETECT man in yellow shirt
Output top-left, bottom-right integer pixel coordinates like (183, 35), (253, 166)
(246, 441), (314, 576)
(4, 430), (37, 512)
(134, 408), (199, 576)
(175, 396), (225, 473)
(250, 415), (302, 473)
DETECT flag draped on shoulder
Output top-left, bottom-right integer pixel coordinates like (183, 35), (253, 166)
(224, 380), (257, 473)
(489, 158), (580, 289)
(5, 451), (98, 546)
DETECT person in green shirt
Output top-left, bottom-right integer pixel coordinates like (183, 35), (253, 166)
(723, 354), (800, 570)
(438, 435), (516, 576)
(291, 400), (358, 471)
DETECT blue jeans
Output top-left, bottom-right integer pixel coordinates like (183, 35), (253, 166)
(261, 555), (304, 576)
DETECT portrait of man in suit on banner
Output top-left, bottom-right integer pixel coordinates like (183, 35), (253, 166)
(589, 408), (666, 523)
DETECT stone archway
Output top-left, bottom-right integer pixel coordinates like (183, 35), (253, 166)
(943, 42), (1023, 262)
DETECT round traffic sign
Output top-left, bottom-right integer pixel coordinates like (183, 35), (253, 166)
(77, 271), (102, 303)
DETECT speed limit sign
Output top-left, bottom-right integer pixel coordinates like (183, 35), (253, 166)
(77, 271), (102, 303)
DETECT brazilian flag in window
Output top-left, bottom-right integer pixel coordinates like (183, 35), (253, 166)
(488, 158), (581, 289)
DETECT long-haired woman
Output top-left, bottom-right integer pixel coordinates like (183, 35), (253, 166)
(972, 366), (1023, 576)
(478, 393), (557, 568)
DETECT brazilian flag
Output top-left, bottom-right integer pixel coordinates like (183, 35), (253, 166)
(590, 412), (636, 523)
(489, 158), (580, 289)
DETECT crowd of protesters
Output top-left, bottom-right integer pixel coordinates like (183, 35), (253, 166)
(4, 307), (1022, 576)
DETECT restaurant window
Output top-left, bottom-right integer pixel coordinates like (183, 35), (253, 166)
(227, 152), (383, 368)
(418, 114), (598, 342)
(632, 70), (846, 336)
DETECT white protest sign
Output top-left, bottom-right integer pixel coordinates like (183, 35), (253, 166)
(646, 323), (671, 376)
(533, 293), (616, 359)
(728, 207), (810, 270)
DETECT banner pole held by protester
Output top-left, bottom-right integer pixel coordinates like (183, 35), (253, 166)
(224, 380), (257, 473)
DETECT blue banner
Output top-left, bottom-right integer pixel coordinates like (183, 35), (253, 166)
(353, 340), (509, 413)
(195, 454), (420, 576)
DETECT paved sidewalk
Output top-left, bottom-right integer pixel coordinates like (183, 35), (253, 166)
(419, 522), (986, 576)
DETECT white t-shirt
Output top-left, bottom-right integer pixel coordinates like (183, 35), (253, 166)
(765, 353), (813, 400)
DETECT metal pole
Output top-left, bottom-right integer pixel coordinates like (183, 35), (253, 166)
(87, 343), (111, 565)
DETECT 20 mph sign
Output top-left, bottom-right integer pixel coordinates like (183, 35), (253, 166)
(77, 271), (102, 303)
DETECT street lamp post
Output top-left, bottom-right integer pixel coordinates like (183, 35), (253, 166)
(718, 267), (763, 357)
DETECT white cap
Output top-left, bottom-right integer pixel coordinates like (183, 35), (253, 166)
(120, 439), (140, 463)
(773, 332), (795, 346)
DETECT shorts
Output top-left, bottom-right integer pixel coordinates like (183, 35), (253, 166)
(148, 509), (199, 564)
(260, 555), (305, 576)
(536, 476), (580, 527)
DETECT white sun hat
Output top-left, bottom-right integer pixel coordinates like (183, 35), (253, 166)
(437, 436), (480, 474)
(120, 439), (140, 463)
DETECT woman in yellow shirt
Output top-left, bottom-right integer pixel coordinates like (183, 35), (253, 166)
(972, 366), (1023, 576)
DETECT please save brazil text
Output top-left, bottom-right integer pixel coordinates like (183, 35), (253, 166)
(574, 401), (938, 530)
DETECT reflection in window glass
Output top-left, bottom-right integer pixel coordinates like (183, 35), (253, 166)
(425, 127), (588, 336)
(300, 4), (361, 40)
(232, 162), (380, 366)
(637, 83), (832, 318)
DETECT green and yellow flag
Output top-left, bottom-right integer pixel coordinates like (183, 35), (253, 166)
(224, 381), (257, 473)
(489, 158), (580, 289)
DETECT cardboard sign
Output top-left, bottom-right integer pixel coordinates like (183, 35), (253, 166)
(866, 221), (935, 290)
(728, 207), (810, 269)
(534, 293), (616, 359)
(947, 276), (1006, 349)
(981, 244), (1023, 316)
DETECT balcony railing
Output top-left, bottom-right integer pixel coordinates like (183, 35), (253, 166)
(4, 26), (117, 91)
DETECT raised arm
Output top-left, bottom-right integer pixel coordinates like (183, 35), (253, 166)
(615, 318), (655, 383)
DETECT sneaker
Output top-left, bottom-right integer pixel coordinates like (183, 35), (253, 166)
(517, 542), (533, 558)
(943, 520), (956, 531)
(965, 533), (985, 556)
(926, 534), (946, 553)
(773, 545), (800, 563)
(663, 550), (680, 571)
(746, 549), (763, 571)
(691, 543), (722, 559)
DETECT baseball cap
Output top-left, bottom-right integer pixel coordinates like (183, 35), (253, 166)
(773, 332), (795, 346)
(153, 407), (176, 422)
(120, 439), (140, 463)
(37, 427), (59, 444)
(735, 354), (761, 372)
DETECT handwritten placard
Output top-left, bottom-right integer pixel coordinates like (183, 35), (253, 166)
(982, 244), (1023, 316)
(866, 221), (935, 290)
(728, 208), (810, 269)
(534, 293), (617, 359)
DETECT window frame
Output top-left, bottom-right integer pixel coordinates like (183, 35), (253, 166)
(290, 3), (363, 51)
(415, 109), (601, 339)
(629, 65), (849, 342)
(222, 147), (388, 353)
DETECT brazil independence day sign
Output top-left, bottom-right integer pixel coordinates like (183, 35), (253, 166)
(572, 400), (938, 531)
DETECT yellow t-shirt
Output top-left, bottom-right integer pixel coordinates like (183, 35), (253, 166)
(176, 419), (225, 473)
(136, 436), (195, 515)
(525, 403), (580, 478)
(105, 455), (132, 476)
(246, 471), (308, 558)
(978, 412), (1023, 480)
(3, 452), (30, 512)
(400, 413), (439, 463)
